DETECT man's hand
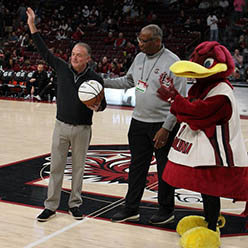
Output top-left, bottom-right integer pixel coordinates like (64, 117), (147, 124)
(157, 82), (179, 104)
(26, 7), (38, 34)
(153, 127), (169, 149)
(26, 7), (35, 25)
(86, 102), (101, 111)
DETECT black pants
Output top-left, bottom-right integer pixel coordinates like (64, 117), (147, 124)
(202, 194), (220, 231)
(125, 118), (179, 213)
(39, 83), (56, 99)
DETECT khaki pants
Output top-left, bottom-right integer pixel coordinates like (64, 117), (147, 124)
(45, 119), (91, 211)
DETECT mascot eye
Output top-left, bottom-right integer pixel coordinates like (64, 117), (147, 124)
(203, 58), (214, 68)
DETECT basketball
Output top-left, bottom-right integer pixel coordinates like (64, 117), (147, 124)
(78, 80), (104, 106)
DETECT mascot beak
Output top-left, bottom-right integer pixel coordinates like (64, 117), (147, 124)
(170, 60), (227, 78)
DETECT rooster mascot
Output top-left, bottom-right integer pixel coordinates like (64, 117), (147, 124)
(157, 41), (248, 248)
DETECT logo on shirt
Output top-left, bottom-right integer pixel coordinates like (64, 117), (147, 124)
(159, 72), (173, 87)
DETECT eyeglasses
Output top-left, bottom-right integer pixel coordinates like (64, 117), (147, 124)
(136, 36), (156, 44)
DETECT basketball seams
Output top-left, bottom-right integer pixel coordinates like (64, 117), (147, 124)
(85, 81), (102, 94)
(78, 80), (103, 105)
(78, 90), (97, 96)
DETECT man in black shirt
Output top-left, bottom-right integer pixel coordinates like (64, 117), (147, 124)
(26, 7), (106, 222)
(25, 63), (48, 100)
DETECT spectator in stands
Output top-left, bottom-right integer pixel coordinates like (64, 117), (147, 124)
(233, 48), (244, 69)
(230, 66), (242, 81)
(104, 32), (115, 46)
(55, 29), (68, 40)
(130, 6), (139, 22)
(90, 6), (99, 19)
(20, 33), (30, 48)
(176, 9), (187, 24)
(8, 31), (19, 44)
(121, 53), (133, 74)
(25, 63), (49, 100)
(87, 15), (98, 29)
(95, 61), (103, 74)
(22, 59), (32, 71)
(122, 0), (134, 16)
(71, 26), (85, 42)
(82, 5), (90, 19)
(26, 38), (36, 52)
(184, 16), (194, 32)
(146, 11), (158, 24)
(107, 17), (119, 33)
(17, 3), (27, 22)
(109, 61), (120, 76)
(233, 0), (245, 22)
(198, 0), (210, 10)
(124, 41), (136, 55)
(98, 18), (109, 33)
(101, 56), (111, 73)
(219, 0), (229, 14)
(164, 26), (174, 40)
(51, 19), (59, 34)
(54, 48), (68, 61)
(207, 11), (219, 41)
(114, 32), (127, 50)
(58, 19), (70, 32)
(237, 34), (247, 53)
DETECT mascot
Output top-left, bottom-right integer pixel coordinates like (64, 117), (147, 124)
(157, 41), (248, 248)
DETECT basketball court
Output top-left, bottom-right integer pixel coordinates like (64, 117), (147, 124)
(0, 85), (248, 247)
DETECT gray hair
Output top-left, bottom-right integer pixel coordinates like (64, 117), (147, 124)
(74, 42), (92, 56)
(142, 24), (163, 40)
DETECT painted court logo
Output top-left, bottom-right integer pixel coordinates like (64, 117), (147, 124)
(43, 145), (159, 192)
(0, 144), (247, 235)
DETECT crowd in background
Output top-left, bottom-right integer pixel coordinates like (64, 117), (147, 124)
(0, 0), (248, 100)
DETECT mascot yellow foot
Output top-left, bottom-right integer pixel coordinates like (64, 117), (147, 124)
(176, 215), (225, 248)
(180, 226), (220, 248)
(176, 215), (208, 236)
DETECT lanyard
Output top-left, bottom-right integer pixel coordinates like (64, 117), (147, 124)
(141, 52), (163, 82)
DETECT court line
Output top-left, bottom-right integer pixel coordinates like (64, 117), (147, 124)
(23, 197), (125, 248)
(23, 218), (88, 248)
(24, 174), (159, 248)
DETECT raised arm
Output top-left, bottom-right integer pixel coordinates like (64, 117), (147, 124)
(26, 7), (38, 34)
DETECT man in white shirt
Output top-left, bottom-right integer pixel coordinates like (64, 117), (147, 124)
(207, 12), (218, 41)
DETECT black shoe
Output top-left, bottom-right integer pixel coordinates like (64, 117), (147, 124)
(111, 208), (140, 223)
(149, 211), (175, 225)
(69, 207), (83, 220)
(37, 209), (56, 222)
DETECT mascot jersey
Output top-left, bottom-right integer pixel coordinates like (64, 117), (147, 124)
(168, 82), (247, 167)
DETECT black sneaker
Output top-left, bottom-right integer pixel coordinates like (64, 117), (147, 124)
(69, 207), (83, 220)
(37, 209), (56, 222)
(149, 211), (175, 225)
(111, 208), (140, 223)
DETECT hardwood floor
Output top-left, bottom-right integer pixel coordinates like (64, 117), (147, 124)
(0, 98), (248, 248)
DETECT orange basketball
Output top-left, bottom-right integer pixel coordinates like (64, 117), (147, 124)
(78, 80), (103, 106)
